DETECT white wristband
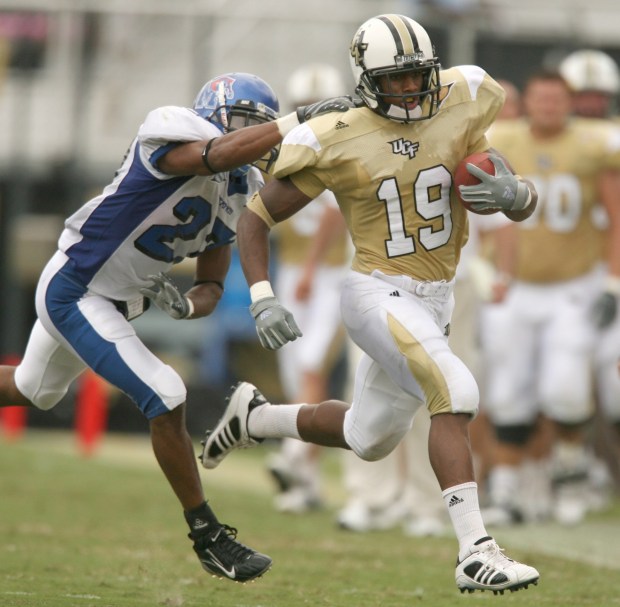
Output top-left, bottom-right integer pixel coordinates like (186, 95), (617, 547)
(513, 180), (532, 211)
(250, 280), (275, 303)
(275, 112), (300, 138)
(605, 275), (620, 295)
(185, 297), (195, 319)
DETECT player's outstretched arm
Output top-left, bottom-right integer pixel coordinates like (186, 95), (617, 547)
(158, 97), (356, 177)
(237, 178), (313, 350)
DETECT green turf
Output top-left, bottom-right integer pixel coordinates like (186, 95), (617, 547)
(1, 431), (619, 607)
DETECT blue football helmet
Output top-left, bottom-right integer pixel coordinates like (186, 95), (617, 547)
(193, 72), (280, 133)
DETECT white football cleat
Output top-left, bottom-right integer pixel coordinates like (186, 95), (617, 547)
(455, 537), (539, 595)
(200, 382), (266, 469)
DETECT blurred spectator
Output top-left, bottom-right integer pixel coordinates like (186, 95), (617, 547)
(560, 48), (620, 493)
(559, 49), (619, 119)
(482, 70), (620, 526)
(266, 63), (351, 513)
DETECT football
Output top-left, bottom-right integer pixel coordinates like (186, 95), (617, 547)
(454, 151), (499, 215)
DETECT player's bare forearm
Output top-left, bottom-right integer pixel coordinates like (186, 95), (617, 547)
(238, 178), (314, 287)
(237, 208), (273, 287)
(185, 245), (231, 317)
(600, 169), (620, 278)
(158, 121), (283, 176)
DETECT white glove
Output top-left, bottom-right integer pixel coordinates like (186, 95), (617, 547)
(249, 296), (302, 350)
(140, 273), (191, 319)
(459, 153), (531, 213)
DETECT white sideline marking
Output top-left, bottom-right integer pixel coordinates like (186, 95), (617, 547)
(3, 591), (36, 595)
(492, 520), (620, 570)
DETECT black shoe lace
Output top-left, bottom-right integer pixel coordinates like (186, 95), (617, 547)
(213, 524), (255, 561)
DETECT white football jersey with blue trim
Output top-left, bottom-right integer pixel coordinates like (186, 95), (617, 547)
(58, 105), (262, 300)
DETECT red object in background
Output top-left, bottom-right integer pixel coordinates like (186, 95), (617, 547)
(75, 371), (108, 457)
(0, 355), (27, 440)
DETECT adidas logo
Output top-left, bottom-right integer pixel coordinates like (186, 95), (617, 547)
(502, 185), (515, 201)
(448, 495), (464, 507)
(335, 120), (349, 130)
(389, 290), (401, 297)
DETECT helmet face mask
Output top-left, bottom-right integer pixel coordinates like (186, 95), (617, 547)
(350, 14), (441, 122)
(193, 72), (280, 173)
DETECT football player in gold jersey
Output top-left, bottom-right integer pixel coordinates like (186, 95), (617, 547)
(201, 14), (539, 594)
(482, 70), (620, 526)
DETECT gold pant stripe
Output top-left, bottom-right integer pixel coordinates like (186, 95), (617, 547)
(387, 313), (452, 416)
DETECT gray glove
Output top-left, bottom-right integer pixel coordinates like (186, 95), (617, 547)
(249, 296), (302, 350)
(459, 153), (531, 213)
(591, 291), (617, 329)
(296, 96), (358, 122)
(140, 273), (191, 319)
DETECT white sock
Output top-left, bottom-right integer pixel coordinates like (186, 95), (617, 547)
(488, 464), (520, 508)
(442, 482), (489, 561)
(248, 403), (303, 440)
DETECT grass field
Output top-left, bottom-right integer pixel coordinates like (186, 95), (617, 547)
(1, 430), (619, 607)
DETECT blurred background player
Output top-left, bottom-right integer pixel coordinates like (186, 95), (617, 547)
(495, 79), (523, 120)
(560, 49), (620, 494)
(466, 78), (522, 499)
(482, 70), (620, 526)
(266, 63), (351, 513)
(559, 49), (620, 119)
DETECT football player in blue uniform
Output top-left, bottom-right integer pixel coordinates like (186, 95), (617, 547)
(0, 71), (351, 582)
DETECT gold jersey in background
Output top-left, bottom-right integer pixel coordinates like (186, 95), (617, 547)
(489, 117), (620, 283)
(272, 189), (349, 267)
(272, 66), (505, 282)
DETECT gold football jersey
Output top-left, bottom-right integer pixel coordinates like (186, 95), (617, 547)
(273, 190), (349, 267)
(271, 66), (505, 282)
(488, 117), (620, 283)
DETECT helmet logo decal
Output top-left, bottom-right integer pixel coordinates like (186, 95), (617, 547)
(195, 75), (236, 113)
(211, 76), (235, 101)
(350, 30), (368, 69)
(389, 137), (420, 159)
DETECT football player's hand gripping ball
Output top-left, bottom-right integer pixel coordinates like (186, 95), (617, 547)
(459, 153), (531, 214)
(140, 273), (191, 319)
(249, 296), (302, 350)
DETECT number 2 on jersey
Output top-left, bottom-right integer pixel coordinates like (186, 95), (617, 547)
(135, 196), (234, 263)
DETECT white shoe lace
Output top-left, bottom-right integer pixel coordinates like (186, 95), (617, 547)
(478, 541), (514, 571)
